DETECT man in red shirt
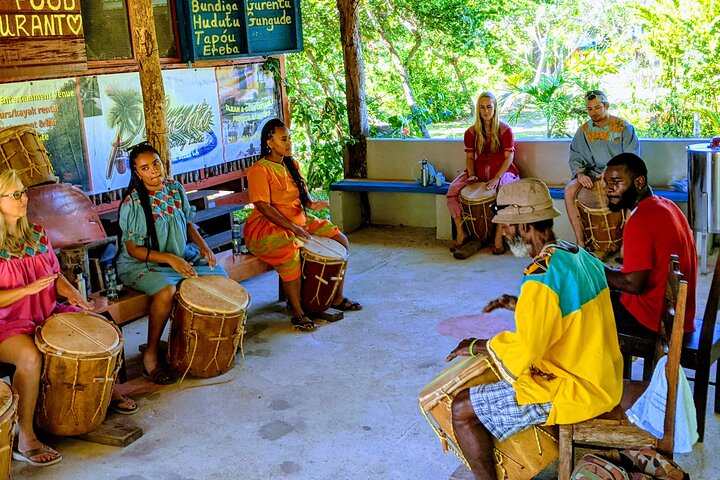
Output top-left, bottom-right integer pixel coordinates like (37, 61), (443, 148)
(604, 152), (697, 335)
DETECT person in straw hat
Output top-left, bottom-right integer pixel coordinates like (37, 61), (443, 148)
(445, 178), (623, 479)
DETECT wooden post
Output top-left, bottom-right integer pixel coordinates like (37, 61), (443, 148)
(127, 0), (172, 176)
(337, 0), (369, 179)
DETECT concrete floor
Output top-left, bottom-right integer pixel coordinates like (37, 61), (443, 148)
(16, 226), (719, 479)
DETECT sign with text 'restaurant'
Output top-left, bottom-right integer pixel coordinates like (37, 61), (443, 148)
(176, 0), (302, 61)
(0, 0), (87, 81)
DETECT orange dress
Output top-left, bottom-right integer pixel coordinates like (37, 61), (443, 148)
(244, 158), (339, 281)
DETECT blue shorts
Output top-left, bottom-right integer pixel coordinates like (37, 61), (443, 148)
(469, 380), (552, 441)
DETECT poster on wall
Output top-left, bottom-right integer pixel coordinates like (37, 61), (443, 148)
(82, 68), (224, 194)
(0, 78), (88, 189)
(217, 65), (279, 162)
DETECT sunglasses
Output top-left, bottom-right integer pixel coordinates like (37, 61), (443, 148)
(0, 188), (28, 200)
(585, 90), (606, 101)
(127, 141), (153, 153)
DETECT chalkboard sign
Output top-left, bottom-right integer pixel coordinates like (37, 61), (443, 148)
(176, 0), (302, 62)
(0, 0), (87, 82)
(245, 0), (302, 55)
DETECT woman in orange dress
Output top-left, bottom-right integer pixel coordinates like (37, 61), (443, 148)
(244, 118), (361, 331)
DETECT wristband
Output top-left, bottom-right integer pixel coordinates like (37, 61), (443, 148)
(468, 338), (479, 357)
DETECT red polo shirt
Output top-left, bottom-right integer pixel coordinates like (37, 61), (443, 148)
(621, 196), (697, 332)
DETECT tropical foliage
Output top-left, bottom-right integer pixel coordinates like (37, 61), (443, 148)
(285, 0), (720, 189)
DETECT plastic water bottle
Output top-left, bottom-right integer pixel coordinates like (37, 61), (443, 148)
(232, 220), (243, 256)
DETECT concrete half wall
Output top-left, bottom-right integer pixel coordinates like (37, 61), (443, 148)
(367, 137), (700, 186)
(332, 137), (699, 241)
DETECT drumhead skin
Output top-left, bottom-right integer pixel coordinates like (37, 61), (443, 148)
(36, 312), (120, 355)
(576, 181), (609, 209)
(460, 182), (497, 204)
(179, 276), (250, 315)
(301, 235), (348, 261)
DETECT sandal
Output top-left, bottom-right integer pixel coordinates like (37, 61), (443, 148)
(491, 245), (505, 255)
(142, 367), (176, 385)
(12, 444), (62, 467)
(291, 315), (317, 332)
(449, 237), (470, 252)
(333, 297), (363, 311)
(110, 395), (139, 415)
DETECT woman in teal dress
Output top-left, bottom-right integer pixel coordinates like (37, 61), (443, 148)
(117, 142), (226, 384)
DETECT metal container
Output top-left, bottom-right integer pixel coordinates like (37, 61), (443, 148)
(687, 143), (720, 273)
(688, 143), (720, 232)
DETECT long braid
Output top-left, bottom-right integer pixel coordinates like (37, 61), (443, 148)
(260, 118), (311, 207)
(118, 142), (161, 253)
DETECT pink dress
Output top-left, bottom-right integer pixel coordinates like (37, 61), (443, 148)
(446, 122), (520, 219)
(0, 224), (77, 344)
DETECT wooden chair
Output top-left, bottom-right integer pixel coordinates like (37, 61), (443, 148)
(680, 254), (720, 442)
(557, 255), (687, 480)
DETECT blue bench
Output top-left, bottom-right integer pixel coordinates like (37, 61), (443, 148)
(329, 179), (452, 239)
(330, 180), (688, 202)
(547, 187), (688, 203)
(330, 179), (449, 195)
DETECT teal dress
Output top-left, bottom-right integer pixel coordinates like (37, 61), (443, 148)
(117, 179), (226, 295)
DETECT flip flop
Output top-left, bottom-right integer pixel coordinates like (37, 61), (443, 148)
(110, 395), (139, 415)
(12, 444), (63, 467)
(142, 367), (176, 385)
(291, 315), (317, 332)
(332, 297), (363, 311)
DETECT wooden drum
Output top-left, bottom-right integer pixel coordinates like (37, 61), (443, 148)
(576, 181), (626, 255)
(169, 276), (250, 380)
(0, 382), (17, 480)
(300, 236), (348, 314)
(35, 311), (123, 436)
(459, 182), (497, 244)
(419, 356), (558, 480)
(0, 125), (56, 187)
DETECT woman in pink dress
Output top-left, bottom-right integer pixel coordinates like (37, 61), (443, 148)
(446, 92), (520, 254)
(0, 170), (135, 467)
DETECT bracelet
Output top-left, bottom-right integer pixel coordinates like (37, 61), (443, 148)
(468, 338), (479, 358)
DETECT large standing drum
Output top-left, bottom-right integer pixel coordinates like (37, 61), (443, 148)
(459, 182), (497, 244)
(35, 311), (123, 436)
(0, 125), (57, 187)
(419, 356), (558, 480)
(169, 276), (250, 379)
(0, 382), (17, 480)
(576, 181), (626, 255)
(300, 236), (348, 314)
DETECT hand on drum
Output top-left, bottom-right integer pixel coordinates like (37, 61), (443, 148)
(576, 173), (594, 189)
(289, 224), (311, 239)
(466, 175), (479, 183)
(446, 338), (488, 362)
(66, 291), (94, 310)
(168, 255), (197, 278)
(25, 274), (58, 295)
(199, 246), (217, 269)
(308, 200), (329, 211)
(485, 177), (500, 190)
(483, 294), (518, 313)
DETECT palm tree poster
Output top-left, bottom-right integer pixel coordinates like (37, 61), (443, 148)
(0, 77), (87, 190)
(217, 64), (279, 163)
(81, 68), (223, 194)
